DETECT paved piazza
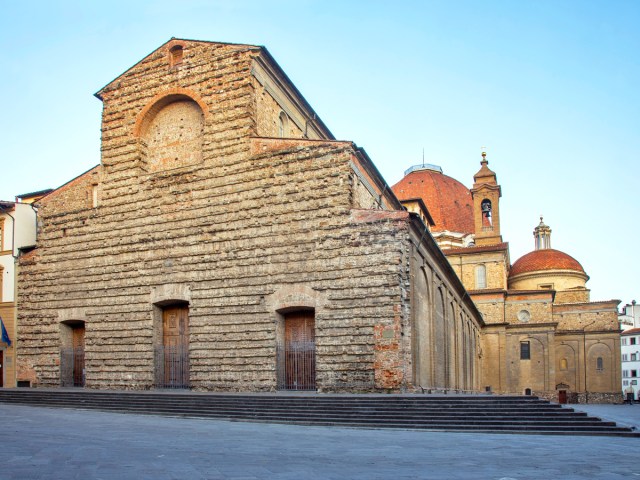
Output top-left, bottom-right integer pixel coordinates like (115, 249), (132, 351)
(0, 403), (639, 479)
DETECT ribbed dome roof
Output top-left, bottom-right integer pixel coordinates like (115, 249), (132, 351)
(392, 167), (474, 234)
(510, 249), (586, 277)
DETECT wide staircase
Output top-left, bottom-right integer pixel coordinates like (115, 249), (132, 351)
(0, 389), (637, 437)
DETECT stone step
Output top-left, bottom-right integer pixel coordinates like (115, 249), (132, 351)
(0, 397), (590, 417)
(0, 392), (564, 407)
(0, 389), (635, 436)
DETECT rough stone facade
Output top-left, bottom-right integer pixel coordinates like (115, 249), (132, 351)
(17, 39), (482, 393)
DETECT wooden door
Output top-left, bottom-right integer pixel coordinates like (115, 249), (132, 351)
(72, 325), (85, 387)
(162, 306), (189, 388)
(284, 312), (315, 390)
(558, 390), (567, 404)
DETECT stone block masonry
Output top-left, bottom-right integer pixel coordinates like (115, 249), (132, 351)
(16, 38), (482, 393)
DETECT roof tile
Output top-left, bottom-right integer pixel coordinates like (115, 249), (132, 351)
(510, 249), (585, 276)
(392, 169), (473, 234)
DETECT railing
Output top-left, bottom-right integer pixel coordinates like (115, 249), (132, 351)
(60, 348), (85, 387)
(154, 345), (190, 389)
(277, 340), (316, 391)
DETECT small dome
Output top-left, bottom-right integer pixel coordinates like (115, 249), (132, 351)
(392, 166), (473, 234)
(510, 249), (585, 277)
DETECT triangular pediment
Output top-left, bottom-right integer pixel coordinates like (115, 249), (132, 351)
(94, 38), (260, 100)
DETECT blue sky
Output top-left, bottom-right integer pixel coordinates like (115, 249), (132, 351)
(1, 0), (638, 304)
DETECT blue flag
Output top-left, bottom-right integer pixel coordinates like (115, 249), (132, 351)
(0, 315), (11, 347)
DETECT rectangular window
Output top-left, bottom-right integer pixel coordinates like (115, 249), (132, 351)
(632, 338), (637, 345)
(623, 338), (628, 346)
(633, 354), (638, 361)
(632, 370), (638, 378)
(623, 370), (629, 378)
(475, 265), (487, 289)
(623, 354), (629, 362)
(520, 341), (530, 360)
(624, 380), (629, 386)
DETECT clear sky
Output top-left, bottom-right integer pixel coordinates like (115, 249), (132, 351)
(1, 0), (638, 305)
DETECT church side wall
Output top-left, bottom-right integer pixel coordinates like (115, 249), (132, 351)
(408, 225), (483, 393)
(252, 76), (305, 139)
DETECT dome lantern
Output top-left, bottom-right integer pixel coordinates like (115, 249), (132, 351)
(534, 216), (552, 250)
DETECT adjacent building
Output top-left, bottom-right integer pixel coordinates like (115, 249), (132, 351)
(619, 301), (640, 330)
(621, 328), (640, 400)
(0, 191), (48, 387)
(393, 154), (622, 403)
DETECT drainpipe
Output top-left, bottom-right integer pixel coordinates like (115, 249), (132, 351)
(29, 203), (38, 244)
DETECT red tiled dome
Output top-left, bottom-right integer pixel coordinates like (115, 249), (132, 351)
(510, 249), (585, 277)
(392, 167), (474, 234)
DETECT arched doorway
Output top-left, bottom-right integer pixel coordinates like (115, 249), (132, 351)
(277, 311), (316, 390)
(60, 321), (85, 387)
(156, 304), (190, 389)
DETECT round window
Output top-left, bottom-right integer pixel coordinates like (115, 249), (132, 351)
(517, 310), (531, 323)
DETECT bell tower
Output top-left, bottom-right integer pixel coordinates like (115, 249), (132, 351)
(471, 149), (502, 246)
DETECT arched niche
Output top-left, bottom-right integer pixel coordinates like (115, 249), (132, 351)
(413, 267), (431, 388)
(135, 91), (206, 172)
(555, 343), (577, 390)
(587, 342), (614, 392)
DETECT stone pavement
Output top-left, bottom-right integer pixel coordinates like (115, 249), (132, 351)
(0, 403), (639, 480)
(575, 403), (640, 431)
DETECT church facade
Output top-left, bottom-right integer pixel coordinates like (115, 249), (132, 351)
(16, 39), (483, 393)
(393, 153), (621, 403)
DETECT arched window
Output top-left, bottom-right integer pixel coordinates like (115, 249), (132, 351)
(596, 357), (604, 371)
(278, 111), (289, 138)
(475, 264), (487, 289)
(481, 199), (492, 227)
(560, 358), (568, 370)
